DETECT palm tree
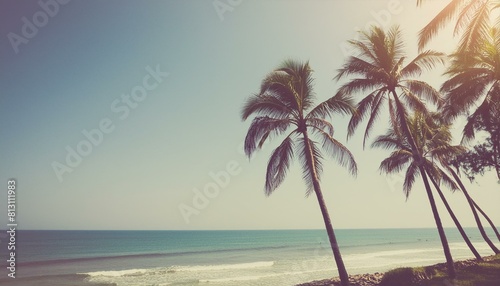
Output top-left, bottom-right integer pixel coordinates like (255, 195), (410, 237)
(412, 112), (484, 259)
(337, 25), (444, 150)
(391, 111), (500, 254)
(334, 25), (455, 277)
(418, 114), (500, 253)
(372, 112), (482, 264)
(441, 27), (500, 181)
(416, 0), (497, 52)
(419, 111), (500, 250)
(241, 60), (357, 286)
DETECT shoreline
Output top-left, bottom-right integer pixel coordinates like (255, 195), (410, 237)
(296, 255), (498, 286)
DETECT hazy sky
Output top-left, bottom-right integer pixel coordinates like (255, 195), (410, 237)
(0, 0), (499, 230)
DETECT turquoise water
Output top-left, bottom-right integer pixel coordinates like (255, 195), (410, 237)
(0, 229), (497, 285)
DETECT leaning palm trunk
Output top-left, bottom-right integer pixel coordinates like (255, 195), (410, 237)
(449, 168), (500, 251)
(472, 200), (500, 242)
(419, 165), (456, 278)
(428, 172), (482, 260)
(304, 132), (350, 286)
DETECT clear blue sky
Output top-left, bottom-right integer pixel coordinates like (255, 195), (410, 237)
(0, 0), (498, 230)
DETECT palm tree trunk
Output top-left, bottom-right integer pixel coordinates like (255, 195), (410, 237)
(472, 200), (500, 242)
(419, 165), (456, 278)
(303, 132), (350, 286)
(449, 168), (500, 251)
(427, 171), (482, 260)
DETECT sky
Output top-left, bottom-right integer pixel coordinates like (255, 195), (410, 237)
(0, 0), (499, 231)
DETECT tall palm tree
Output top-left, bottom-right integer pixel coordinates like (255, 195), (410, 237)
(419, 111), (500, 249)
(334, 25), (455, 277)
(416, 0), (497, 52)
(441, 27), (500, 181)
(241, 60), (357, 286)
(391, 111), (500, 254)
(410, 112), (484, 259)
(372, 112), (482, 264)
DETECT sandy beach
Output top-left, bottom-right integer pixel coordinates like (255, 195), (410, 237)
(296, 255), (500, 286)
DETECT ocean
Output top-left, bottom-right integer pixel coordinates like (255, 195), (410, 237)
(0, 228), (497, 286)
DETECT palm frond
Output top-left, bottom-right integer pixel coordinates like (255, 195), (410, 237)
(307, 92), (355, 119)
(347, 89), (385, 138)
(244, 116), (293, 157)
(276, 60), (316, 112)
(400, 87), (430, 114)
(343, 38), (378, 67)
(335, 56), (382, 81)
(371, 133), (409, 152)
(403, 80), (443, 106)
(297, 137), (323, 197)
(265, 136), (295, 195)
(306, 118), (335, 136)
(315, 128), (358, 176)
(418, 0), (468, 50)
(400, 51), (446, 78)
(260, 71), (301, 114)
(403, 162), (420, 198)
(379, 150), (413, 175)
(454, 0), (482, 36)
(241, 94), (292, 120)
(441, 77), (489, 118)
(362, 91), (385, 148)
(337, 78), (385, 97)
(457, 0), (490, 53)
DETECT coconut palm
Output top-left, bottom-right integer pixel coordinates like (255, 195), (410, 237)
(410, 112), (485, 259)
(373, 112), (481, 266)
(416, 0), (497, 52)
(337, 25), (444, 150)
(420, 111), (500, 250)
(410, 112), (499, 255)
(441, 27), (500, 181)
(241, 60), (357, 286)
(336, 25), (455, 278)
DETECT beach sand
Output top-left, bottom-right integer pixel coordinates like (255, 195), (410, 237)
(296, 256), (498, 286)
